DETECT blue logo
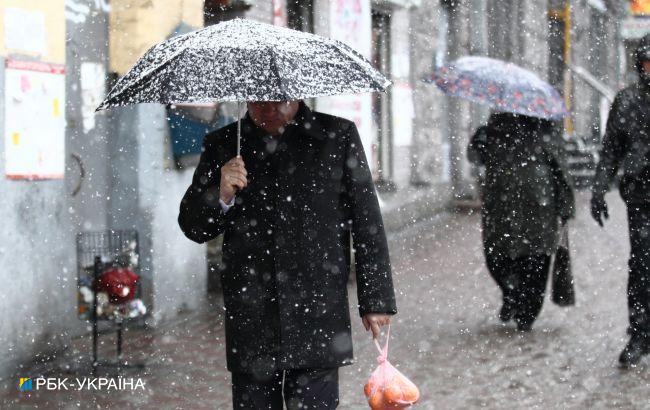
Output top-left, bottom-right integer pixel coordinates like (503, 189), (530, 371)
(19, 378), (32, 391)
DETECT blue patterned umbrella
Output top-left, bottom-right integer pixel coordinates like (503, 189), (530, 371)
(424, 56), (568, 120)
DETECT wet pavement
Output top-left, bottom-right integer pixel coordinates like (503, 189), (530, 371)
(2, 192), (649, 409)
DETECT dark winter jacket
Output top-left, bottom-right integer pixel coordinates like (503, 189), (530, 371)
(593, 34), (650, 204)
(469, 113), (575, 260)
(178, 103), (396, 374)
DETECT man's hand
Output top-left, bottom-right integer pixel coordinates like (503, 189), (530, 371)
(362, 313), (391, 339)
(591, 193), (609, 227)
(220, 156), (248, 203)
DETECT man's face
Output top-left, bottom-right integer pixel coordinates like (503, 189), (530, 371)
(247, 101), (300, 135)
(643, 60), (650, 75)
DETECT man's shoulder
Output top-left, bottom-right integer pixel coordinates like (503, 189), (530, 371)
(311, 110), (356, 132)
(609, 84), (650, 121)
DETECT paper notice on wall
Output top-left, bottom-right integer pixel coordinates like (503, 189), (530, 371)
(4, 7), (47, 57)
(80, 62), (106, 133)
(4, 60), (66, 180)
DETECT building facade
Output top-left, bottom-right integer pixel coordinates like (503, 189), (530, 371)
(0, 0), (640, 380)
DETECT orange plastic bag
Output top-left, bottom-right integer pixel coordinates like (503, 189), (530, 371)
(364, 325), (420, 409)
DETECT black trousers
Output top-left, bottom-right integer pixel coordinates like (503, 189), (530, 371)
(485, 251), (551, 324)
(627, 204), (650, 337)
(231, 368), (339, 409)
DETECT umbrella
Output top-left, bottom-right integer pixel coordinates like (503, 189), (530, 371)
(97, 18), (390, 154)
(424, 56), (568, 120)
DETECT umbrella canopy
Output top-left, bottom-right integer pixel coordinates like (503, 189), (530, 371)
(424, 56), (568, 120)
(97, 18), (390, 110)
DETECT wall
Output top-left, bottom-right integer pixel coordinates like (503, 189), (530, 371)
(245, 0), (273, 23)
(446, 2), (474, 198)
(0, 0), (66, 64)
(109, 0), (204, 76)
(390, 7), (415, 188)
(0, 56), (80, 381)
(410, 0), (475, 197)
(0, 0), (213, 380)
(571, 3), (620, 141)
(409, 0), (449, 185)
(108, 104), (207, 324)
(0, 0), (80, 381)
(572, 3), (597, 139)
(102, 0), (213, 324)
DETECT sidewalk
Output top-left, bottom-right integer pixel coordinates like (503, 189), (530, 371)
(3, 192), (650, 409)
(1, 296), (232, 409)
(379, 182), (453, 233)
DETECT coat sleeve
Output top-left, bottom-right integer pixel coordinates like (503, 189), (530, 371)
(341, 122), (397, 317)
(592, 93), (628, 197)
(178, 135), (232, 243)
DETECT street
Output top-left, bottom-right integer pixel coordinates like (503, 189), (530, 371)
(3, 192), (650, 409)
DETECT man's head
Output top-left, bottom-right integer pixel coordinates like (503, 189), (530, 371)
(247, 101), (300, 135)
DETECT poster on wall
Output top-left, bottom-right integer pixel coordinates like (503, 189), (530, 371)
(316, 0), (374, 169)
(4, 59), (66, 180)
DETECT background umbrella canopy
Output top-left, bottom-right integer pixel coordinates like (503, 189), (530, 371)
(97, 18), (390, 110)
(424, 56), (568, 120)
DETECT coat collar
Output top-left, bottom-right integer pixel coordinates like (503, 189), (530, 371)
(289, 102), (327, 140)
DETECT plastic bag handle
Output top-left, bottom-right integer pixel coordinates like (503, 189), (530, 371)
(373, 323), (391, 360)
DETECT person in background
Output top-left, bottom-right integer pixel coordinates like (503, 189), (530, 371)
(591, 33), (650, 368)
(469, 112), (574, 331)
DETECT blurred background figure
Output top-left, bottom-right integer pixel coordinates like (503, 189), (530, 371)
(469, 112), (575, 331)
(591, 33), (650, 368)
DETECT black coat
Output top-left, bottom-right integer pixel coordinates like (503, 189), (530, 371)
(178, 103), (396, 374)
(593, 81), (650, 204)
(468, 113), (575, 259)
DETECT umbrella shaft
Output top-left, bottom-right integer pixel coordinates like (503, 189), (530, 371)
(237, 101), (242, 157)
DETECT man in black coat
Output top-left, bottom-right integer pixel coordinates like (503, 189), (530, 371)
(178, 101), (396, 408)
(591, 33), (650, 368)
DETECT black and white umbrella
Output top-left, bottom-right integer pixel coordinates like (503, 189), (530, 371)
(97, 18), (390, 154)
